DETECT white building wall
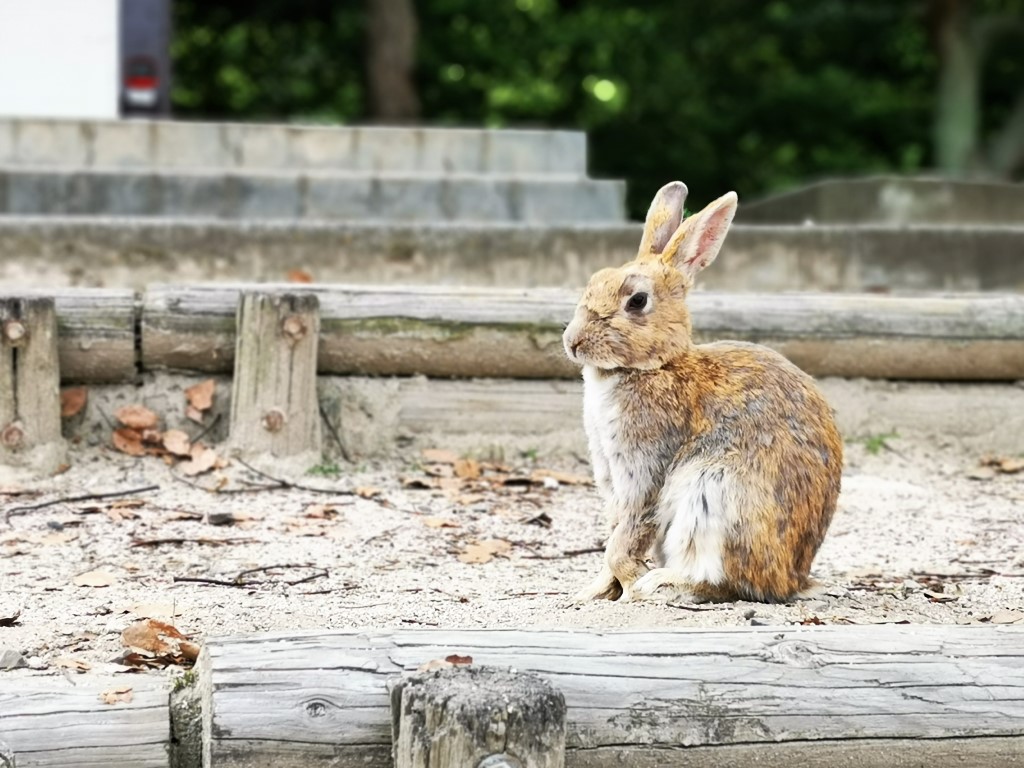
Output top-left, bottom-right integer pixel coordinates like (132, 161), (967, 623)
(0, 0), (119, 119)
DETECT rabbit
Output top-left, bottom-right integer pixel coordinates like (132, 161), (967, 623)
(563, 181), (842, 604)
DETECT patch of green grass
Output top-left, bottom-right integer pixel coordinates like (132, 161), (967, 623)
(520, 447), (540, 461)
(173, 669), (197, 691)
(307, 461), (342, 478)
(861, 429), (899, 455)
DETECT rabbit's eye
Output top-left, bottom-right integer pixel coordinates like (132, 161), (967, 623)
(626, 292), (649, 313)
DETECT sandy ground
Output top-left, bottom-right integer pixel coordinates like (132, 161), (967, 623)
(1, 436), (1022, 679)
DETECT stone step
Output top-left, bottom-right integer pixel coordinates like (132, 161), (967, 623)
(740, 175), (1024, 225)
(1, 217), (1021, 293)
(0, 168), (626, 223)
(0, 118), (588, 175)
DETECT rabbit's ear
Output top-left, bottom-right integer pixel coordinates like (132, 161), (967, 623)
(638, 181), (688, 258)
(662, 191), (738, 277)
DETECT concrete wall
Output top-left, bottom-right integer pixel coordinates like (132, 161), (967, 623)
(1, 219), (1021, 293)
(0, 0), (118, 119)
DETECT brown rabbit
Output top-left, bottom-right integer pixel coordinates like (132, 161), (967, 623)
(563, 181), (842, 604)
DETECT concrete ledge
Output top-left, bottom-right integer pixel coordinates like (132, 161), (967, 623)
(0, 169), (626, 223)
(0, 218), (1021, 292)
(0, 118), (588, 175)
(740, 176), (1024, 225)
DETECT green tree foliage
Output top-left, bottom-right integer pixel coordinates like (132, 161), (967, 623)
(171, 0), (1024, 216)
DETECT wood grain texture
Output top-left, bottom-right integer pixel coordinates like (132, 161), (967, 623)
(0, 675), (170, 768)
(141, 285), (1024, 380)
(228, 292), (322, 463)
(0, 289), (136, 383)
(0, 297), (65, 472)
(391, 666), (565, 768)
(201, 626), (1024, 768)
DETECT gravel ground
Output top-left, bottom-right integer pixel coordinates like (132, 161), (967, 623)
(1, 436), (1022, 678)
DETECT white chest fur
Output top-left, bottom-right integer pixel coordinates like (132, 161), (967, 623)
(582, 366), (648, 510)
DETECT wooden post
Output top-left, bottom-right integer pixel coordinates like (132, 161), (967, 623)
(0, 297), (66, 476)
(390, 666), (566, 768)
(228, 292), (322, 469)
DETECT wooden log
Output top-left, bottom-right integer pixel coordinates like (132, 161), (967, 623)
(391, 666), (565, 768)
(1, 289), (136, 383)
(50, 289), (136, 383)
(0, 675), (170, 768)
(141, 284), (1024, 381)
(0, 297), (65, 474)
(200, 626), (1024, 768)
(228, 292), (322, 466)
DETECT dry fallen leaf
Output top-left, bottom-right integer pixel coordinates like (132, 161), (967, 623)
(60, 387), (88, 418)
(988, 609), (1024, 624)
(286, 268), (314, 283)
(122, 619), (187, 654)
(180, 446), (219, 476)
(458, 539), (512, 564)
(100, 687), (133, 705)
(112, 428), (145, 457)
(73, 568), (117, 588)
(304, 504), (341, 520)
(421, 448), (459, 465)
(453, 458), (481, 480)
(531, 468), (592, 486)
(981, 456), (1024, 474)
(445, 654), (473, 665)
(185, 405), (205, 424)
(54, 657), (91, 672)
(116, 404), (159, 430)
(122, 619), (200, 665)
(185, 379), (215, 412)
(162, 429), (192, 457)
(422, 517), (460, 529)
(355, 486), (382, 499)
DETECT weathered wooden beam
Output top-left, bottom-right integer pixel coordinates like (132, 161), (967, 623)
(0, 675), (170, 768)
(228, 292), (322, 467)
(2, 290), (136, 383)
(200, 626), (1024, 768)
(141, 285), (1024, 381)
(0, 297), (65, 474)
(391, 666), (566, 768)
(51, 289), (137, 383)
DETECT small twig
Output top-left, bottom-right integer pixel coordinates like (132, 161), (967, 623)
(130, 537), (256, 548)
(235, 459), (344, 494)
(319, 403), (351, 462)
(170, 472), (277, 494)
(172, 575), (249, 588)
(520, 546), (604, 560)
(5, 485), (159, 523)
(173, 564), (328, 588)
(190, 413), (222, 445)
(666, 602), (722, 612)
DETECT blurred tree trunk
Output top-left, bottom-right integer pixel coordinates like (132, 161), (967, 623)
(366, 0), (421, 122)
(929, 0), (1024, 177)
(930, 0), (979, 174)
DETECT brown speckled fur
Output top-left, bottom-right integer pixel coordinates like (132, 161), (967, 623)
(564, 182), (842, 604)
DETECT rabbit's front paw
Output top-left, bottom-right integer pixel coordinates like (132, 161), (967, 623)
(630, 568), (697, 603)
(568, 568), (622, 604)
